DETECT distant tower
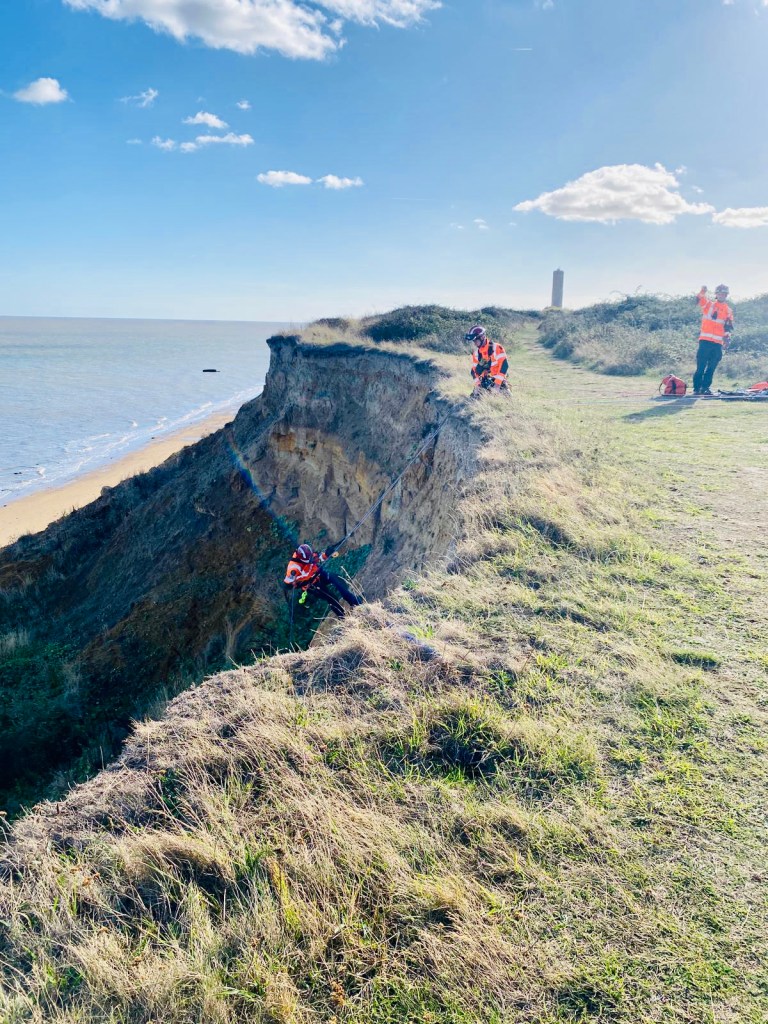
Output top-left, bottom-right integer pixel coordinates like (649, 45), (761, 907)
(551, 269), (564, 308)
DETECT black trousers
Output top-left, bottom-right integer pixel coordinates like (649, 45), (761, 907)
(287, 571), (362, 618)
(312, 571), (362, 617)
(693, 341), (723, 392)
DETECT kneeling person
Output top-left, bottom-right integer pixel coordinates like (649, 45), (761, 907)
(284, 543), (362, 618)
(467, 324), (509, 394)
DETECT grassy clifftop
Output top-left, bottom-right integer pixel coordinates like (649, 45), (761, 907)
(540, 292), (768, 380)
(311, 304), (534, 354)
(1, 325), (766, 1023)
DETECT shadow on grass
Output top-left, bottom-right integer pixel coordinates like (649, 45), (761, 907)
(623, 399), (697, 423)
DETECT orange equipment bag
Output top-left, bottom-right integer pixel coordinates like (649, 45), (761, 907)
(660, 375), (687, 396)
(747, 381), (768, 392)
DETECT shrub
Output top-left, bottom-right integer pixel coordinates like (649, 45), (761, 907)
(540, 292), (768, 380)
(359, 305), (527, 354)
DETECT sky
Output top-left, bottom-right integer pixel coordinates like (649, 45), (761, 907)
(1, 0), (767, 320)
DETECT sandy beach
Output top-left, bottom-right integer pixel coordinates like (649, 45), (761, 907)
(0, 409), (236, 549)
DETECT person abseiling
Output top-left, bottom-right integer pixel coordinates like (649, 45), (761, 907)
(693, 284), (734, 396)
(467, 324), (509, 394)
(283, 543), (362, 618)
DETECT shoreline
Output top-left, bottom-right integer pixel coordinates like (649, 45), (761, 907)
(0, 408), (238, 548)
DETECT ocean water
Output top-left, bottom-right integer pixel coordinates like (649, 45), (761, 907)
(0, 317), (296, 503)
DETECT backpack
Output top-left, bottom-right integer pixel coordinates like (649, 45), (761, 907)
(659, 375), (687, 396)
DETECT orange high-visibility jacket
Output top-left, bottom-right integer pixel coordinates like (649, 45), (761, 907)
(471, 340), (509, 386)
(284, 550), (327, 588)
(697, 291), (734, 345)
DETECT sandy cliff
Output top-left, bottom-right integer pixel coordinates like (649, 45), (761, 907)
(0, 336), (476, 806)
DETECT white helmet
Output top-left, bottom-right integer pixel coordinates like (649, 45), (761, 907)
(465, 324), (487, 344)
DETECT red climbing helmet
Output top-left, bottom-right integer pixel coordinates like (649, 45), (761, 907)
(465, 324), (487, 344)
(295, 543), (314, 562)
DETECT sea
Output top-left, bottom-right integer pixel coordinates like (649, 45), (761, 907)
(0, 317), (297, 504)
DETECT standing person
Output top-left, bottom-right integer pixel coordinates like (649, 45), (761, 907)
(283, 543), (362, 618)
(466, 325), (509, 394)
(693, 285), (734, 396)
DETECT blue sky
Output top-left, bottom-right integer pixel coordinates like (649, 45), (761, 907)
(1, 0), (767, 319)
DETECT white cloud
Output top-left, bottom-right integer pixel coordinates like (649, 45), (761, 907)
(317, 174), (364, 189)
(152, 136), (177, 150)
(121, 87), (158, 107)
(181, 132), (254, 152)
(449, 223), (465, 230)
(318, 0), (439, 26)
(514, 163), (714, 225)
(257, 170), (313, 187)
(473, 217), (489, 230)
(126, 138), (143, 144)
(198, 131), (252, 146)
(63, 0), (440, 60)
(184, 110), (228, 128)
(13, 77), (69, 104)
(712, 206), (768, 228)
(236, 99), (251, 110)
(256, 170), (364, 188)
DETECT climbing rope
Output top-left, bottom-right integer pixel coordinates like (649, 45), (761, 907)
(330, 408), (454, 555)
(281, 409), (452, 649)
(288, 586), (296, 649)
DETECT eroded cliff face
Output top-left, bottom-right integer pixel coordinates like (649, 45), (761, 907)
(0, 337), (477, 806)
(234, 338), (476, 591)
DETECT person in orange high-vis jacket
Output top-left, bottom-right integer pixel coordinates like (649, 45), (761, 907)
(466, 324), (509, 394)
(283, 543), (362, 617)
(693, 284), (734, 395)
